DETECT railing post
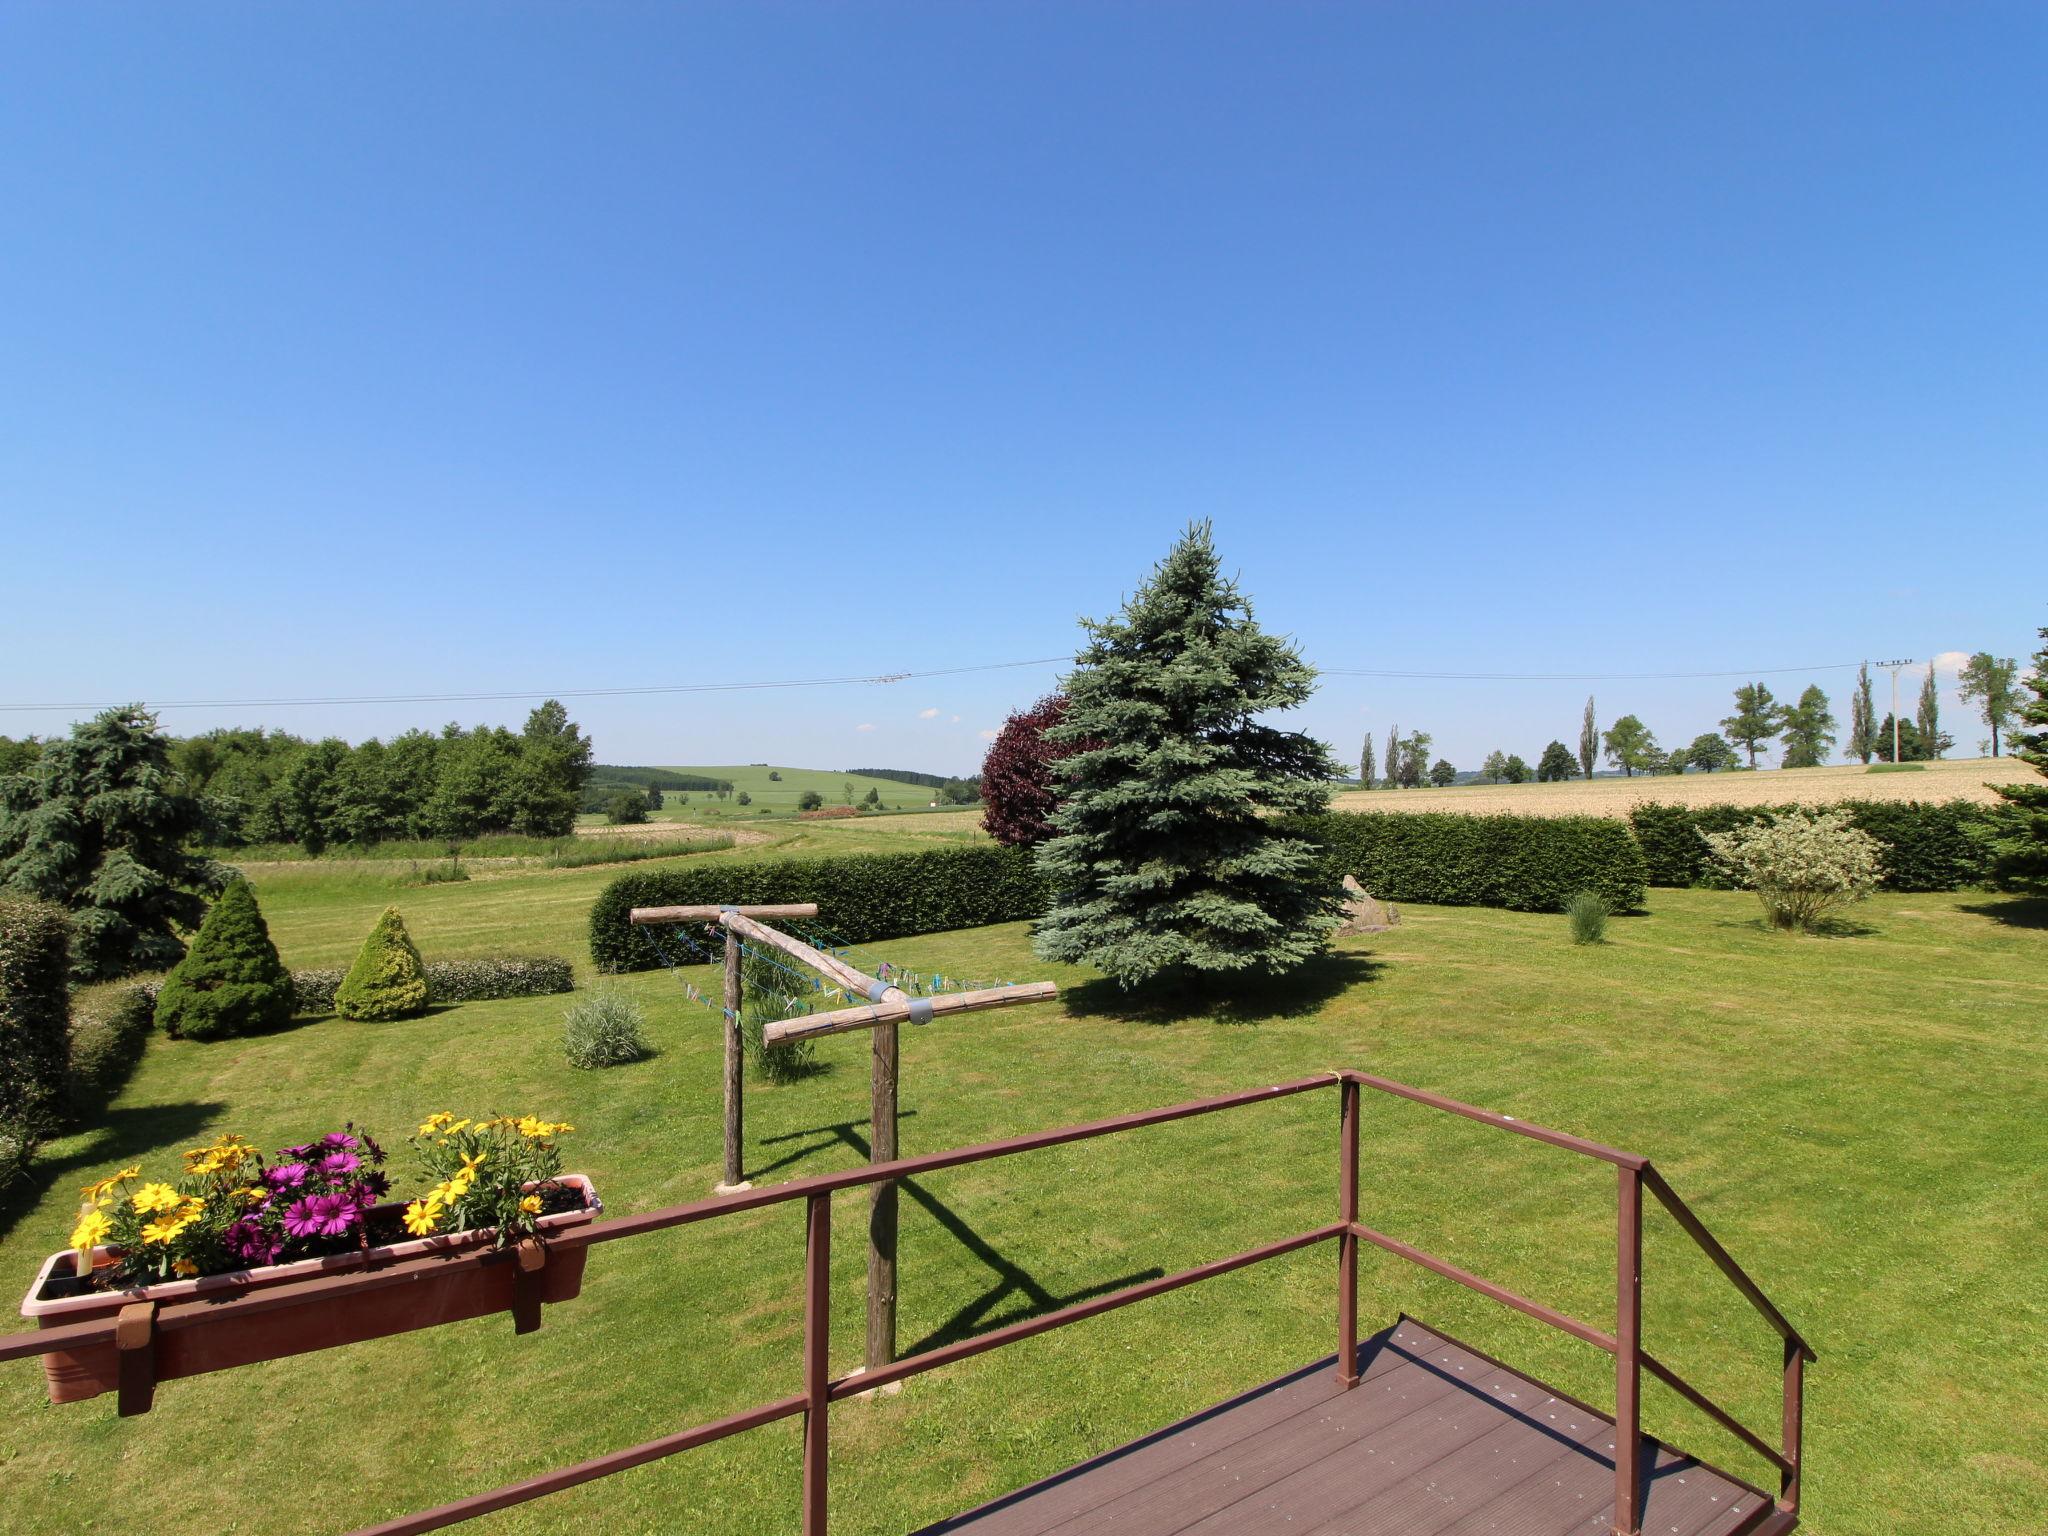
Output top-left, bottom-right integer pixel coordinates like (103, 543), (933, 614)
(803, 1191), (831, 1536)
(1337, 1076), (1360, 1386)
(1614, 1165), (1643, 1536)
(721, 926), (746, 1190)
(1780, 1336), (1803, 1515)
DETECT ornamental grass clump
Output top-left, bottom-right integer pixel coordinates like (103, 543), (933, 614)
(1701, 808), (1885, 932)
(405, 1112), (574, 1247)
(1566, 892), (1608, 945)
(562, 989), (650, 1069)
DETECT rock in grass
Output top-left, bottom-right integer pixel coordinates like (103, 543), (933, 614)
(334, 906), (430, 1022)
(154, 878), (294, 1042)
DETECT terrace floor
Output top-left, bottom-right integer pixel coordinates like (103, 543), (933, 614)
(919, 1318), (1787, 1536)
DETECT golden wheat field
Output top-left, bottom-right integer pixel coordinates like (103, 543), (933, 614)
(1329, 755), (2038, 819)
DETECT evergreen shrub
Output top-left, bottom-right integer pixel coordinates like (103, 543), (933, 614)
(334, 906), (430, 1021)
(153, 877), (294, 1041)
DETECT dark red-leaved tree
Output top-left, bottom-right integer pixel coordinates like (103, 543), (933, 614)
(980, 694), (1085, 847)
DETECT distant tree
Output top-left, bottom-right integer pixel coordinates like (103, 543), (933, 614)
(736, 790), (751, 806)
(0, 706), (217, 981)
(1601, 715), (1659, 777)
(1536, 741), (1576, 782)
(1427, 758), (1456, 787)
(1958, 652), (2020, 757)
(1915, 667), (1943, 758)
(1684, 732), (1738, 773)
(1481, 750), (1508, 784)
(0, 737), (41, 776)
(768, 770), (782, 782)
(1720, 682), (1784, 768)
(511, 700), (593, 837)
(277, 738), (350, 854)
(1397, 730), (1432, 788)
(1579, 697), (1598, 779)
(1780, 685), (1838, 769)
(1848, 663), (1877, 764)
(1983, 627), (2048, 891)
(861, 787), (881, 808)
(797, 789), (825, 811)
(1033, 523), (1341, 987)
(604, 790), (648, 824)
(1873, 714), (1952, 762)
(1503, 753), (1531, 784)
(644, 785), (664, 812)
(1358, 733), (1376, 790)
(981, 695), (1084, 847)
(1385, 723), (1399, 790)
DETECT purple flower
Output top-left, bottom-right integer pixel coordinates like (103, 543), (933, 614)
(223, 1218), (282, 1267)
(265, 1161), (310, 1192)
(358, 1131), (386, 1165)
(358, 1171), (390, 1202)
(282, 1192), (358, 1240)
(281, 1142), (316, 1160)
(321, 1131), (359, 1152)
(318, 1150), (361, 1178)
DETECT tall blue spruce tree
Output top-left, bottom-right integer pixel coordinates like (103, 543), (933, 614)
(1032, 524), (1343, 987)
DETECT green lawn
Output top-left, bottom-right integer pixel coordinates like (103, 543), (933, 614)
(588, 764), (972, 825)
(2, 888), (2042, 1534)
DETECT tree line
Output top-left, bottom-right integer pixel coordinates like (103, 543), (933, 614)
(1352, 651), (2025, 786)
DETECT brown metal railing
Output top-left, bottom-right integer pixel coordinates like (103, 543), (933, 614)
(0, 1070), (1811, 1536)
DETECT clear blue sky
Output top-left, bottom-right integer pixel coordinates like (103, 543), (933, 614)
(2, 3), (2042, 773)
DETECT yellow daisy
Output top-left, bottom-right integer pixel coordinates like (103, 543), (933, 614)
(130, 1182), (183, 1215)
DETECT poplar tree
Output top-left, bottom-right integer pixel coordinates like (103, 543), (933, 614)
(1358, 733), (1376, 789)
(1384, 723), (1399, 790)
(1915, 667), (1943, 758)
(1849, 663), (1876, 763)
(1033, 524), (1342, 987)
(1579, 698), (1598, 779)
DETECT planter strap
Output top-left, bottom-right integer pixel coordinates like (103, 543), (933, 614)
(115, 1301), (157, 1418)
(510, 1239), (547, 1336)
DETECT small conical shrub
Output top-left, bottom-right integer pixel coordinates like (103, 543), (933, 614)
(155, 878), (294, 1042)
(334, 906), (429, 1021)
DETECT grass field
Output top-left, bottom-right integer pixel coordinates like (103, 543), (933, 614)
(1332, 754), (2037, 818)
(584, 765), (973, 827)
(2, 877), (2041, 1535)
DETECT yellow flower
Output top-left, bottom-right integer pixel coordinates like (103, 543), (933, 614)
(402, 1199), (443, 1236)
(417, 1111), (455, 1137)
(140, 1213), (194, 1246)
(519, 1195), (541, 1215)
(70, 1210), (113, 1252)
(235, 1186), (267, 1206)
(459, 1151), (487, 1174)
(130, 1182), (183, 1215)
(79, 1165), (142, 1204)
(172, 1258), (199, 1278)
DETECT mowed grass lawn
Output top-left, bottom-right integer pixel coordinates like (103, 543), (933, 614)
(1, 887), (2042, 1535)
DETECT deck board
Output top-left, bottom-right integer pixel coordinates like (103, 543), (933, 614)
(917, 1319), (1780, 1536)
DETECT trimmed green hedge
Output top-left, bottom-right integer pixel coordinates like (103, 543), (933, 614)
(590, 845), (1050, 973)
(293, 956), (574, 1014)
(1285, 812), (1649, 914)
(0, 897), (72, 1139)
(1629, 800), (2001, 891)
(67, 979), (158, 1120)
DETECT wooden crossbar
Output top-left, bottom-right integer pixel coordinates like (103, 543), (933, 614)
(629, 903), (819, 924)
(763, 982), (1059, 1044)
(718, 911), (905, 1005)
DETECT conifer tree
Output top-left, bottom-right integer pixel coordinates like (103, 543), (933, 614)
(0, 705), (216, 980)
(1849, 663), (1876, 763)
(1984, 628), (2048, 892)
(334, 906), (430, 1021)
(155, 877), (294, 1041)
(1033, 524), (1342, 987)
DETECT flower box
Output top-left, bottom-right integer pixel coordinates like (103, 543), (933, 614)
(20, 1174), (599, 1407)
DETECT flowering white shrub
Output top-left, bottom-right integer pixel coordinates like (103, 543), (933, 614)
(1701, 809), (1885, 931)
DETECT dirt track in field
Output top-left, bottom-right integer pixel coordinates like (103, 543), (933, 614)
(1329, 755), (2037, 819)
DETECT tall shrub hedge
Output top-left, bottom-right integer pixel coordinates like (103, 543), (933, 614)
(591, 845), (1049, 973)
(1285, 812), (1648, 914)
(0, 896), (72, 1139)
(1629, 800), (2000, 891)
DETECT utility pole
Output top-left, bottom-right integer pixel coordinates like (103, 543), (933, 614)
(1875, 659), (1914, 763)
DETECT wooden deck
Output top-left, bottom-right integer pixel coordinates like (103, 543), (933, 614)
(918, 1318), (1786, 1536)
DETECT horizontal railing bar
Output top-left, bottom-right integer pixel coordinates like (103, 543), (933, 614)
(1349, 1220), (1620, 1354)
(1640, 1167), (1814, 1361)
(343, 1391), (809, 1536)
(629, 903), (819, 923)
(0, 1077), (1343, 1362)
(832, 1223), (1348, 1401)
(1640, 1351), (1794, 1477)
(1342, 1070), (1648, 1170)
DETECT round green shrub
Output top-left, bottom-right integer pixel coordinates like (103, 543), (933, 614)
(334, 906), (430, 1021)
(563, 989), (650, 1068)
(155, 878), (294, 1042)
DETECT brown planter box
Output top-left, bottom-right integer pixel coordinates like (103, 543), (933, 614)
(20, 1174), (599, 1406)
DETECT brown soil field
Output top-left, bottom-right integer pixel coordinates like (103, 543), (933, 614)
(571, 820), (771, 845)
(1328, 755), (2038, 819)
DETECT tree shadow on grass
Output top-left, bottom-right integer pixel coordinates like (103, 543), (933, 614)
(1958, 896), (2048, 930)
(753, 1115), (1163, 1359)
(1060, 948), (1384, 1027)
(0, 1100), (227, 1246)
(1710, 915), (1882, 940)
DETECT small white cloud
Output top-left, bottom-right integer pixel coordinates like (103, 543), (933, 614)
(856, 723), (876, 732)
(1929, 650), (1971, 676)
(917, 707), (940, 719)
(976, 729), (997, 742)
(950, 714), (960, 723)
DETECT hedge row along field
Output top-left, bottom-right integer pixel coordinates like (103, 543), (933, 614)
(1627, 800), (2005, 891)
(590, 844), (1051, 971)
(1285, 811), (1650, 913)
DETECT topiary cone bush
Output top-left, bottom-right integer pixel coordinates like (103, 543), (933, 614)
(334, 906), (430, 1021)
(154, 877), (294, 1041)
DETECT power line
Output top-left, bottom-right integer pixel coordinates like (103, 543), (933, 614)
(1319, 662), (1864, 682)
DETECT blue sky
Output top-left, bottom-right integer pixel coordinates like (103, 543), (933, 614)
(2, 3), (2042, 774)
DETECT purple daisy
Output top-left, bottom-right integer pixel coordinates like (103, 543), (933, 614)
(321, 1131), (359, 1151)
(223, 1218), (282, 1267)
(282, 1191), (357, 1239)
(265, 1161), (310, 1192)
(318, 1150), (361, 1178)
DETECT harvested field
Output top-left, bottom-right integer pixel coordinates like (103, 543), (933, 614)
(572, 820), (771, 845)
(1330, 755), (2037, 819)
